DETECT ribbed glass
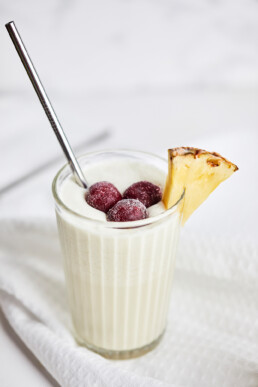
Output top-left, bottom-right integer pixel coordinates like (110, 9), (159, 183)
(52, 150), (183, 359)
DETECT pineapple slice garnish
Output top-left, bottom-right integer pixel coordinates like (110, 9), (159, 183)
(163, 147), (238, 224)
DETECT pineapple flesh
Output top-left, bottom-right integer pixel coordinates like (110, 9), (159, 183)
(162, 147), (238, 224)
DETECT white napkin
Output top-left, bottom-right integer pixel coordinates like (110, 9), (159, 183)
(0, 218), (258, 387)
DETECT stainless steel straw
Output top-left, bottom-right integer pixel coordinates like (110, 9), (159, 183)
(5, 21), (88, 189)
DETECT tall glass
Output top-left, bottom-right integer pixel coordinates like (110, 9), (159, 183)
(52, 150), (183, 359)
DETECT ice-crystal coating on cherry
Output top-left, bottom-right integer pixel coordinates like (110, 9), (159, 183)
(85, 181), (122, 213)
(123, 181), (162, 208)
(107, 199), (148, 222)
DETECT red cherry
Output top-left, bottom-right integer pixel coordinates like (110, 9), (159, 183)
(107, 199), (148, 222)
(85, 181), (122, 213)
(123, 181), (162, 208)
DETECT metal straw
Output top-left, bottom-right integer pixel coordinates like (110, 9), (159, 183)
(5, 21), (88, 189)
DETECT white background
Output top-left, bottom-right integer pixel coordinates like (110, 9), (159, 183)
(0, 1), (257, 386)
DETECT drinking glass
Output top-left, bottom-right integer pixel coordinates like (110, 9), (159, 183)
(52, 150), (183, 359)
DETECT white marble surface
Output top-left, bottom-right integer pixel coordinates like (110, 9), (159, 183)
(1, 0), (258, 93)
(0, 1), (258, 386)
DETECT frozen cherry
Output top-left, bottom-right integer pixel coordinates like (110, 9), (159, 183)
(123, 181), (162, 208)
(107, 199), (148, 222)
(85, 181), (122, 213)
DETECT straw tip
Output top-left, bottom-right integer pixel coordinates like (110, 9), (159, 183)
(5, 21), (15, 29)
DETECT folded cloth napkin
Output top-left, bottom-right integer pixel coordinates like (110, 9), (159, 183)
(0, 218), (258, 387)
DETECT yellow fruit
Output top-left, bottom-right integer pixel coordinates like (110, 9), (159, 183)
(162, 147), (238, 224)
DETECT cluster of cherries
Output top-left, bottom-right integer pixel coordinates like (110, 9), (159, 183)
(85, 181), (162, 222)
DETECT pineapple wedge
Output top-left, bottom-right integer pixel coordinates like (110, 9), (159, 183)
(163, 147), (238, 224)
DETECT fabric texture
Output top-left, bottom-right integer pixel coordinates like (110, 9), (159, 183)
(0, 219), (257, 387)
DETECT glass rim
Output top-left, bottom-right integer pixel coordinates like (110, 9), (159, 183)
(52, 149), (185, 229)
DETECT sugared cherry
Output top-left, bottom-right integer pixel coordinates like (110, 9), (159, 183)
(85, 181), (122, 213)
(123, 181), (162, 208)
(107, 199), (148, 222)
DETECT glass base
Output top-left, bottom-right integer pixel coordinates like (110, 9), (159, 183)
(76, 330), (165, 360)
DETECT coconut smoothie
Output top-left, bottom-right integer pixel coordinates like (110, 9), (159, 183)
(53, 151), (181, 357)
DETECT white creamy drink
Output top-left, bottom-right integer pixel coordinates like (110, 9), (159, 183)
(53, 150), (182, 358)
